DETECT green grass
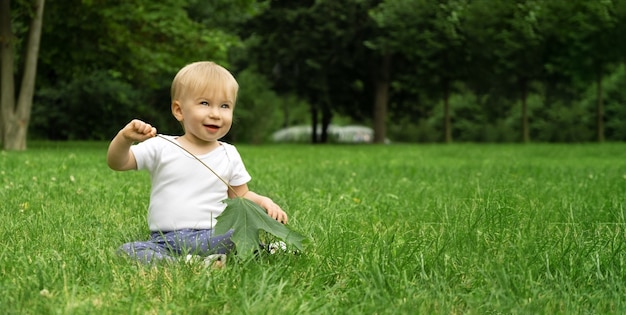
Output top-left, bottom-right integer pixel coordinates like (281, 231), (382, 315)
(1, 142), (625, 314)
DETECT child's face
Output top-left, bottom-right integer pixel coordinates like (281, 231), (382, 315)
(172, 87), (235, 143)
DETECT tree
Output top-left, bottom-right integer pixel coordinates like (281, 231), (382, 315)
(543, 0), (621, 142)
(241, 0), (385, 143)
(1, 0), (45, 150)
(466, 0), (546, 143)
(31, 0), (247, 140)
(370, 0), (469, 143)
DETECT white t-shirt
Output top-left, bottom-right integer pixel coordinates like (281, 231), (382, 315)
(131, 136), (251, 231)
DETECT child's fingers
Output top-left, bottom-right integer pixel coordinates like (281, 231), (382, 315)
(261, 198), (288, 224)
(269, 208), (288, 224)
(140, 124), (157, 136)
(144, 126), (157, 137)
(279, 210), (288, 224)
(131, 120), (155, 134)
(126, 120), (157, 141)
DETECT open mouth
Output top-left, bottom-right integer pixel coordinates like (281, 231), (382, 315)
(205, 124), (220, 132)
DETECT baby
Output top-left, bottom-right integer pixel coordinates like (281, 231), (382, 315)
(107, 61), (288, 264)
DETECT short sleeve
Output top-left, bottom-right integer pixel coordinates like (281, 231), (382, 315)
(223, 143), (251, 186)
(130, 136), (166, 172)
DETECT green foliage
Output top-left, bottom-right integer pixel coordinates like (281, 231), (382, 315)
(534, 101), (594, 142)
(229, 69), (312, 143)
(214, 197), (305, 259)
(604, 66), (626, 140)
(543, 0), (620, 80)
(388, 117), (440, 143)
(31, 0), (245, 141)
(40, 0), (238, 86)
(187, 0), (268, 27)
(229, 69), (287, 143)
(241, 0), (379, 127)
(10, 0), (626, 144)
(31, 70), (142, 140)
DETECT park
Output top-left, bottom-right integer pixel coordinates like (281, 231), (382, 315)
(2, 0), (626, 313)
(2, 142), (625, 313)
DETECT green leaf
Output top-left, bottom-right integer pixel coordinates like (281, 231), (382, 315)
(214, 197), (305, 259)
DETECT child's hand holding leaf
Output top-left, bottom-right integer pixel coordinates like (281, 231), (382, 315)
(214, 197), (305, 259)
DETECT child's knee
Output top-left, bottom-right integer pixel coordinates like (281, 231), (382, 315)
(116, 243), (135, 257)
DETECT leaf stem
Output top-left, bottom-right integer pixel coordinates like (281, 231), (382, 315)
(156, 134), (239, 197)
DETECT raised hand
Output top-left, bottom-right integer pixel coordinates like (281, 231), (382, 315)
(107, 119), (157, 171)
(120, 119), (157, 142)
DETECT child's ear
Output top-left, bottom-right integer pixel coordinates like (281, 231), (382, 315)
(171, 101), (183, 122)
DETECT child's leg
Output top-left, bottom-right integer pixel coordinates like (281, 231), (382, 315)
(170, 229), (235, 256)
(117, 239), (173, 264)
(117, 229), (235, 263)
(117, 231), (191, 263)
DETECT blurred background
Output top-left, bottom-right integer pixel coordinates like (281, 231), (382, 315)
(5, 0), (626, 144)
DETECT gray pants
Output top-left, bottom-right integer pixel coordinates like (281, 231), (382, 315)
(118, 229), (235, 264)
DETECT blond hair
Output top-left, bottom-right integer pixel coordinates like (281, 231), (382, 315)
(171, 61), (239, 104)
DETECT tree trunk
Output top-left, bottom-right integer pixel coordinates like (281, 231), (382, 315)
(0, 0), (15, 146)
(282, 98), (289, 128)
(1, 0), (45, 150)
(596, 71), (604, 143)
(521, 79), (530, 143)
(373, 53), (391, 144)
(310, 104), (318, 143)
(443, 79), (452, 143)
(320, 105), (332, 143)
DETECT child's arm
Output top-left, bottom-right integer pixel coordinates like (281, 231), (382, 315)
(230, 184), (288, 224)
(107, 119), (157, 171)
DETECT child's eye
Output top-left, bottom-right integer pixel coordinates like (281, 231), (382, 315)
(200, 101), (209, 106)
(221, 104), (231, 109)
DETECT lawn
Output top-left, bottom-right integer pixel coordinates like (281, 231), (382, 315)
(1, 142), (625, 314)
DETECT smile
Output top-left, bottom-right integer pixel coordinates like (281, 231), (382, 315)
(205, 124), (220, 132)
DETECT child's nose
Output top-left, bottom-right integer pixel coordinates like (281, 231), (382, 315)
(208, 106), (220, 118)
